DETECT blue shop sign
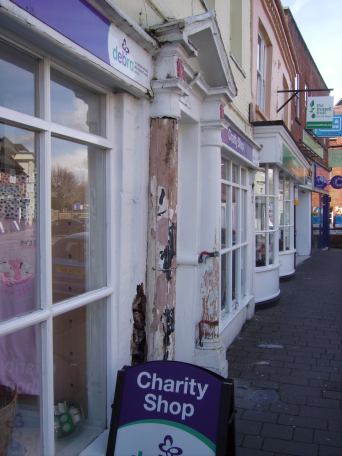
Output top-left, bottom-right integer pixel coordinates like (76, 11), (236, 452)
(314, 115), (342, 138)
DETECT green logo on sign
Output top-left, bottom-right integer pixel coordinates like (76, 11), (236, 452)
(309, 99), (316, 119)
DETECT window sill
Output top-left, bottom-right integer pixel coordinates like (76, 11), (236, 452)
(255, 262), (279, 272)
(79, 429), (109, 455)
(255, 106), (268, 121)
(220, 294), (253, 332)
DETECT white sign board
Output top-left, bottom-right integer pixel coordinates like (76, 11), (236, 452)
(306, 96), (333, 129)
(108, 25), (152, 90)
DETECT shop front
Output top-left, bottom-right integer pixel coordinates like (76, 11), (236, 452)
(312, 165), (330, 249)
(253, 122), (311, 304)
(0, 0), (154, 454)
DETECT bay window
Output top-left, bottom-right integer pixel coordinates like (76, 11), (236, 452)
(279, 173), (294, 251)
(255, 165), (277, 267)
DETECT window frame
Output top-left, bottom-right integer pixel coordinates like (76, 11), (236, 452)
(255, 165), (278, 269)
(220, 157), (249, 318)
(0, 37), (115, 455)
(279, 173), (294, 252)
(256, 32), (267, 112)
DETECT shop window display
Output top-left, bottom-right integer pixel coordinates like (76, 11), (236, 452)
(221, 157), (248, 315)
(0, 40), (109, 455)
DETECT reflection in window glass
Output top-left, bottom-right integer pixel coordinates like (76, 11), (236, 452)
(51, 138), (106, 303)
(0, 124), (37, 321)
(284, 178), (290, 199)
(232, 188), (238, 245)
(255, 169), (266, 194)
(284, 227), (291, 250)
(241, 168), (247, 186)
(256, 234), (266, 267)
(241, 191), (247, 242)
(54, 302), (106, 454)
(269, 232), (274, 265)
(0, 326), (41, 455)
(241, 246), (247, 298)
(221, 160), (230, 180)
(284, 201), (291, 225)
(232, 249), (237, 304)
(232, 164), (239, 183)
(51, 70), (103, 135)
(268, 167), (274, 194)
(255, 196), (266, 230)
(0, 41), (37, 116)
(221, 253), (229, 312)
(269, 198), (275, 228)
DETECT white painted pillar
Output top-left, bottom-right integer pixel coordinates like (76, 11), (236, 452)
(296, 188), (312, 256)
(194, 99), (228, 377)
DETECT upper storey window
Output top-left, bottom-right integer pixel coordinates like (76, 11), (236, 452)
(257, 33), (267, 112)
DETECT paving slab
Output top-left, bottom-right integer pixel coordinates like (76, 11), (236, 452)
(227, 249), (342, 456)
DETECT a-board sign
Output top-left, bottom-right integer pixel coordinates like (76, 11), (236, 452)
(106, 361), (235, 456)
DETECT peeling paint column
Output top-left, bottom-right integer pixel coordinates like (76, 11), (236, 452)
(146, 118), (178, 361)
(195, 98), (228, 377)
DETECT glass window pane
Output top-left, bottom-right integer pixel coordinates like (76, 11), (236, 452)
(232, 187), (239, 245)
(241, 190), (247, 242)
(269, 232), (274, 265)
(269, 198), (275, 229)
(255, 169), (265, 194)
(0, 326), (41, 455)
(221, 159), (230, 180)
(284, 227), (291, 250)
(221, 204), (227, 249)
(284, 201), (291, 225)
(241, 168), (247, 186)
(51, 70), (103, 135)
(279, 228), (284, 251)
(284, 178), (290, 199)
(54, 302), (106, 454)
(241, 246), (247, 298)
(232, 164), (239, 184)
(221, 184), (228, 248)
(51, 138), (106, 303)
(232, 249), (238, 305)
(221, 254), (229, 312)
(0, 41), (37, 116)
(255, 196), (266, 230)
(268, 167), (274, 194)
(256, 234), (266, 267)
(0, 124), (38, 321)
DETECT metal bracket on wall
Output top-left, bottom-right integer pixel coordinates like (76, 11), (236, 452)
(276, 88), (333, 113)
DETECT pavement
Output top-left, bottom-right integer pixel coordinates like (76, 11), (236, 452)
(227, 248), (342, 456)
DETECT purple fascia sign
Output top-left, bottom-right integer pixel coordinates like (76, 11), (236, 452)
(314, 175), (329, 189)
(10, 0), (152, 90)
(221, 127), (253, 162)
(106, 361), (235, 456)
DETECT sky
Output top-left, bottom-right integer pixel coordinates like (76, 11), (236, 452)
(282, 0), (342, 105)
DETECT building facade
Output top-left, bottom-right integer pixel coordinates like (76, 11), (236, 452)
(284, 7), (331, 252)
(250, 0), (311, 304)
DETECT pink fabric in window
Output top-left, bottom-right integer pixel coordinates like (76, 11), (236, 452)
(0, 277), (39, 395)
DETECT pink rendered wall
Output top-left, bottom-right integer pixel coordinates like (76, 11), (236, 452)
(251, 0), (294, 125)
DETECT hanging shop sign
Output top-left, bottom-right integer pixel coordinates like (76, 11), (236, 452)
(10, 0), (152, 90)
(314, 115), (342, 137)
(221, 126), (253, 162)
(329, 148), (342, 167)
(314, 165), (330, 190)
(330, 175), (342, 189)
(106, 361), (235, 456)
(306, 96), (334, 129)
